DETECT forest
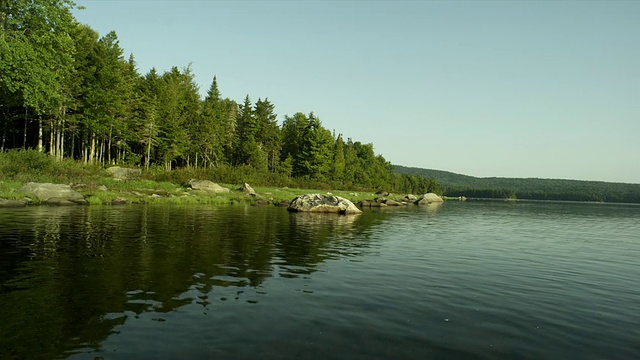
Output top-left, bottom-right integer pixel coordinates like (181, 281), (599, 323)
(395, 166), (640, 204)
(0, 1), (440, 194)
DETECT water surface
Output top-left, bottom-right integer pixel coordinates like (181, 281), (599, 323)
(0, 201), (638, 359)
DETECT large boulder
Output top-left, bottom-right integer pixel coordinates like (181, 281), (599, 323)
(288, 194), (362, 214)
(106, 166), (141, 180)
(19, 182), (86, 203)
(188, 179), (230, 193)
(415, 193), (444, 205)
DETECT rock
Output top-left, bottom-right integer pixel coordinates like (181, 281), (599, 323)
(188, 179), (230, 193)
(405, 194), (418, 201)
(287, 194), (361, 214)
(111, 197), (127, 205)
(358, 200), (372, 207)
(415, 193), (444, 205)
(97, 185), (108, 191)
(238, 183), (256, 195)
(19, 182), (86, 203)
(44, 197), (88, 206)
(0, 198), (27, 208)
(149, 194), (162, 199)
(274, 200), (290, 207)
(370, 202), (387, 207)
(106, 166), (141, 180)
(375, 190), (390, 197)
(252, 199), (270, 206)
(385, 199), (404, 206)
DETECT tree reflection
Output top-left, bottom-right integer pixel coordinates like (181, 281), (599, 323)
(0, 205), (389, 359)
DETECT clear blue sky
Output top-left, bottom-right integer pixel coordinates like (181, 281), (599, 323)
(73, 1), (640, 184)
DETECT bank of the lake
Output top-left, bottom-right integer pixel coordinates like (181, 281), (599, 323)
(0, 179), (370, 207)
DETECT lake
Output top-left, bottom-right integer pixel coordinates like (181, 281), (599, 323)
(0, 201), (638, 359)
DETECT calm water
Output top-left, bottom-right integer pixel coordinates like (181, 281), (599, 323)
(0, 201), (638, 359)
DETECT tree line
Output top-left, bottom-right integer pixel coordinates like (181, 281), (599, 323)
(0, 1), (440, 194)
(395, 165), (640, 203)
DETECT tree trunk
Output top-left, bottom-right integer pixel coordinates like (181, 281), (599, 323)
(107, 126), (112, 164)
(49, 121), (54, 156)
(59, 119), (65, 160)
(89, 133), (96, 164)
(146, 141), (151, 172)
(37, 117), (43, 152)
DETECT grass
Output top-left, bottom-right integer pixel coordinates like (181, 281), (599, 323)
(0, 149), (408, 206)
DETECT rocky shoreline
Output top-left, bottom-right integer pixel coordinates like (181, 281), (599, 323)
(0, 180), (445, 212)
(0, 167), (444, 210)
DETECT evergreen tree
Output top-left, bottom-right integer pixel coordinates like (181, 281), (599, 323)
(332, 134), (346, 181)
(295, 113), (334, 179)
(254, 98), (280, 171)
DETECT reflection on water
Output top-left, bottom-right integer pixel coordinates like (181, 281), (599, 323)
(1, 202), (639, 359)
(0, 205), (386, 359)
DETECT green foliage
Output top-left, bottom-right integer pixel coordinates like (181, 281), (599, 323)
(395, 165), (640, 203)
(0, 149), (104, 183)
(0, 1), (439, 196)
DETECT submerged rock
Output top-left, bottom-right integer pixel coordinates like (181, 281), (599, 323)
(44, 197), (88, 206)
(415, 193), (444, 205)
(0, 198), (27, 208)
(287, 194), (361, 214)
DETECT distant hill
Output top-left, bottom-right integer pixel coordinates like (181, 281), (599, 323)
(394, 165), (640, 203)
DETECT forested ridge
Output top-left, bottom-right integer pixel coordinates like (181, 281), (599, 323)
(395, 165), (640, 204)
(0, 1), (440, 194)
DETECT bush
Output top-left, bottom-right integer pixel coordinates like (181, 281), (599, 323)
(0, 149), (54, 178)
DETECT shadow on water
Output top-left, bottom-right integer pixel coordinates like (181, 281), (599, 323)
(0, 205), (390, 359)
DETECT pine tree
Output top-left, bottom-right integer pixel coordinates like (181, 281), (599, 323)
(332, 134), (346, 182)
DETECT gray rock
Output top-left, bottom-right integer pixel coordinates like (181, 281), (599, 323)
(19, 182), (86, 202)
(415, 193), (444, 205)
(106, 166), (141, 180)
(405, 194), (418, 201)
(111, 197), (127, 205)
(238, 183), (256, 195)
(97, 185), (108, 191)
(0, 198), (27, 208)
(375, 190), (390, 197)
(44, 197), (88, 206)
(288, 194), (362, 214)
(188, 179), (230, 193)
(385, 199), (404, 206)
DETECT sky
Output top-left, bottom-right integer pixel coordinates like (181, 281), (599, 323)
(73, 1), (640, 184)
